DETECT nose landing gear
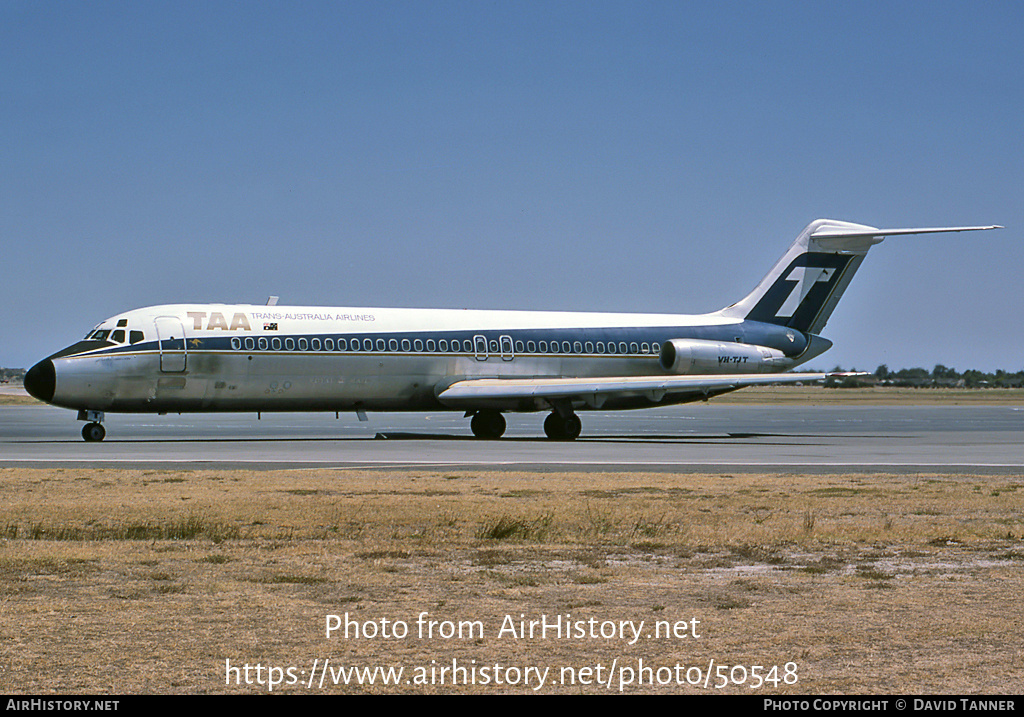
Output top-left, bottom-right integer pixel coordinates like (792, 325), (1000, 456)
(78, 410), (106, 442)
(82, 422), (106, 442)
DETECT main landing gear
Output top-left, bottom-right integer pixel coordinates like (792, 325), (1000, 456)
(78, 410), (106, 442)
(468, 409), (583, 440)
(543, 411), (582, 441)
(470, 409), (507, 439)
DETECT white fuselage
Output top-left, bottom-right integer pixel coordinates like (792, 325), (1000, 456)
(43, 303), (806, 415)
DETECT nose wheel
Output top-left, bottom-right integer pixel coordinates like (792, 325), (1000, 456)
(82, 422), (106, 442)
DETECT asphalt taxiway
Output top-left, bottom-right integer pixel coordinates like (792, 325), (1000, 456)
(1, 404), (1022, 473)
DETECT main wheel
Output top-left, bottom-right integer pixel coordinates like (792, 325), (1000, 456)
(82, 422), (106, 442)
(543, 412), (581, 440)
(470, 410), (506, 439)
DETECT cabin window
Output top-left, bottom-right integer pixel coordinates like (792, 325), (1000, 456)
(538, 340), (547, 352)
(337, 338), (347, 351)
(324, 338), (334, 351)
(560, 341), (570, 353)
(400, 339), (410, 351)
(489, 339), (499, 353)
(285, 338), (295, 350)
(244, 337), (255, 351)
(573, 341), (583, 353)
(640, 342), (649, 354)
(595, 342), (605, 354)
(376, 339), (385, 351)
(630, 342), (639, 354)
(363, 338), (372, 351)
(438, 339), (447, 352)
(258, 337), (268, 350)
(619, 342), (628, 354)
(426, 339), (435, 351)
(650, 342), (660, 354)
(515, 340), (524, 353)
(414, 339), (423, 351)
(231, 337), (241, 350)
(527, 340), (536, 353)
(272, 337), (282, 350)
(585, 341), (593, 353)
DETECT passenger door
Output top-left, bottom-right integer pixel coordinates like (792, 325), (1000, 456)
(154, 317), (187, 372)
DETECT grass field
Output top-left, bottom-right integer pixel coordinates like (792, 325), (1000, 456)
(1, 467), (1022, 694)
(0, 389), (40, 406)
(712, 385), (1024, 405)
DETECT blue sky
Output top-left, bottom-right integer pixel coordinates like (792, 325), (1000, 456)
(3, 1), (1021, 372)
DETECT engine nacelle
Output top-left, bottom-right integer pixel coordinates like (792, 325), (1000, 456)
(659, 338), (790, 374)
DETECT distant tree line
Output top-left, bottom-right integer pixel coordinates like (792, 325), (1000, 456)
(0, 368), (25, 383)
(825, 364), (1024, 389)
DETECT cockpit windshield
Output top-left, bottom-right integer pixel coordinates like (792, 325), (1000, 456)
(83, 323), (143, 344)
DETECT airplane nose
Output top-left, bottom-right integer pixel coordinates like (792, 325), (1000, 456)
(24, 359), (55, 404)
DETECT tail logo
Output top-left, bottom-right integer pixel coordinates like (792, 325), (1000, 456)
(776, 266), (836, 318)
(745, 252), (853, 331)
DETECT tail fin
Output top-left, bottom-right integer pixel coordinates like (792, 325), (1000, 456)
(717, 219), (1001, 335)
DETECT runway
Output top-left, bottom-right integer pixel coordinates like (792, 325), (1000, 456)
(2, 403), (1022, 472)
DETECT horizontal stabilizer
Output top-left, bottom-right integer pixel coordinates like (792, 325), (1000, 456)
(811, 225), (1002, 239)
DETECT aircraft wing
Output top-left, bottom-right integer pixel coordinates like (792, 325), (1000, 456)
(436, 372), (836, 410)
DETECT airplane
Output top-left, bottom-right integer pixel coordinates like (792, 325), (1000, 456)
(23, 219), (1000, 442)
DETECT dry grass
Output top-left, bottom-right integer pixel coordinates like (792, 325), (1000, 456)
(714, 385), (1024, 405)
(0, 390), (40, 406)
(1, 468), (1022, 694)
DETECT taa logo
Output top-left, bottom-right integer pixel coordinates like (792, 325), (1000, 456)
(186, 311), (252, 331)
